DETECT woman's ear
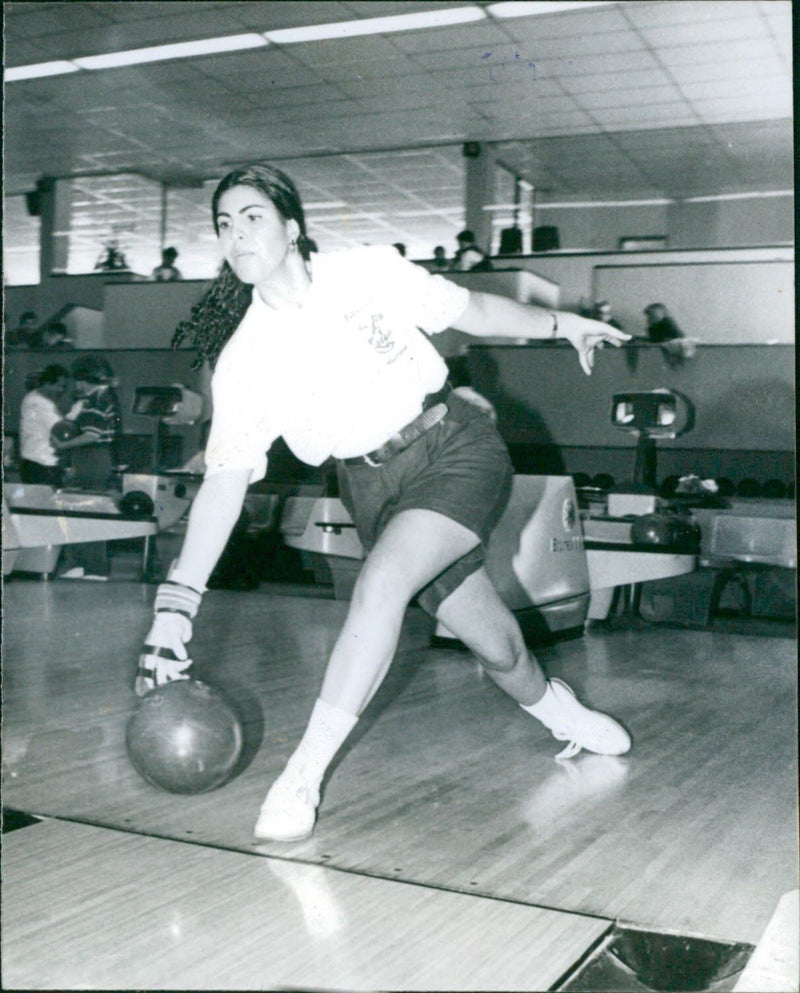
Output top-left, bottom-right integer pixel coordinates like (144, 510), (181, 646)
(286, 218), (301, 243)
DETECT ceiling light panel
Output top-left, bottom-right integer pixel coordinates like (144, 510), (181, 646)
(264, 6), (486, 43)
(73, 33), (268, 70)
(5, 60), (81, 81)
(488, 2), (614, 18)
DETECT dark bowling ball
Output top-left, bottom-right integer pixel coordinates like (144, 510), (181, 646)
(119, 490), (155, 518)
(660, 475), (680, 498)
(762, 479), (787, 499)
(631, 513), (700, 551)
(126, 680), (243, 794)
(716, 477), (735, 497)
(50, 419), (81, 444)
(592, 473), (615, 491)
(736, 478), (761, 498)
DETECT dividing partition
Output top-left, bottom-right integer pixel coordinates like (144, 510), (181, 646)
(466, 342), (795, 487)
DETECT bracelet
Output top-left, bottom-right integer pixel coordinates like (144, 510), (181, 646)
(550, 311), (559, 339)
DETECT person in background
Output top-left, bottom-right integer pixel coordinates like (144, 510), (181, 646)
(644, 302), (692, 368)
(152, 246), (182, 282)
(58, 356), (122, 580)
(432, 245), (448, 270)
(38, 321), (75, 350)
(643, 302), (682, 343)
(452, 243), (493, 272)
(593, 300), (624, 331)
(18, 364), (84, 487)
(138, 162), (632, 844)
(7, 310), (39, 349)
(392, 242), (407, 258)
(449, 229), (476, 269)
(68, 355), (122, 488)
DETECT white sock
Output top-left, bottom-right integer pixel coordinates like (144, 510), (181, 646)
(520, 681), (557, 721)
(286, 697), (358, 787)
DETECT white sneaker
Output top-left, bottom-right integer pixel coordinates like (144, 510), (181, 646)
(60, 567), (85, 579)
(82, 574), (109, 581)
(254, 771), (319, 842)
(528, 678), (631, 759)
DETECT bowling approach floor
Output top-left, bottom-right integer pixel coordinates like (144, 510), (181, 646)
(2, 575), (797, 991)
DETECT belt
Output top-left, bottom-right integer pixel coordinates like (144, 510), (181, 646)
(342, 383), (452, 467)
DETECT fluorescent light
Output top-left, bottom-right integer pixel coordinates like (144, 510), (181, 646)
(264, 6), (485, 44)
(683, 190), (793, 203)
(537, 198), (673, 208)
(488, 2), (613, 18)
(73, 33), (267, 70)
(5, 60), (80, 82)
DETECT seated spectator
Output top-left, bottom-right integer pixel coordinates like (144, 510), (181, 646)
(432, 245), (448, 270)
(593, 300), (624, 331)
(7, 310), (39, 349)
(455, 229), (475, 253)
(38, 321), (74, 350)
(152, 246), (182, 281)
(392, 242), (407, 258)
(644, 303), (683, 343)
(644, 303), (694, 368)
(452, 244), (493, 272)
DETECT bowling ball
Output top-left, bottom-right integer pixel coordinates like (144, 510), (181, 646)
(631, 513), (700, 551)
(761, 479), (787, 499)
(592, 473), (615, 491)
(50, 419), (80, 444)
(119, 490), (155, 518)
(659, 475), (680, 498)
(716, 478), (735, 497)
(126, 680), (243, 794)
(736, 478), (761, 498)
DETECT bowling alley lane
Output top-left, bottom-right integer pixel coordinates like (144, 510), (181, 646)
(2, 817), (611, 991)
(1, 579), (797, 951)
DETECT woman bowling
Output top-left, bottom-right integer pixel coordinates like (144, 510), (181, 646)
(136, 163), (632, 842)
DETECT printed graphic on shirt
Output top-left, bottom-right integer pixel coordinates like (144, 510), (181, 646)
(346, 305), (408, 364)
(368, 313), (393, 353)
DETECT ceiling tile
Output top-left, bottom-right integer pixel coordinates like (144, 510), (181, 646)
(3, 0), (795, 267)
(573, 85), (686, 111)
(638, 16), (770, 48)
(559, 66), (673, 94)
(657, 38), (779, 66)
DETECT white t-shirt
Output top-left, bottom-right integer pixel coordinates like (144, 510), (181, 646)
(19, 390), (62, 466)
(204, 246), (470, 482)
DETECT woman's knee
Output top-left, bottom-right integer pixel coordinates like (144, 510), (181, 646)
(473, 629), (527, 674)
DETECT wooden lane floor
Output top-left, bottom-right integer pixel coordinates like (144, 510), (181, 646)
(2, 579), (797, 953)
(2, 817), (611, 991)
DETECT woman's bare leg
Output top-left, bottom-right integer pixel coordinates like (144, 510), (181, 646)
(319, 508), (482, 714)
(434, 566), (547, 705)
(436, 567), (631, 761)
(255, 508), (482, 840)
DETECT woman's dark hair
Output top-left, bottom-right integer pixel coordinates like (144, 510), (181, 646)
(172, 164), (313, 369)
(72, 354), (114, 384)
(28, 363), (69, 390)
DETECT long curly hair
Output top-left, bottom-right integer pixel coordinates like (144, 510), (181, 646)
(171, 164), (313, 369)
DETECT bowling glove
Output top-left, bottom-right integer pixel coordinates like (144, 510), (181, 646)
(134, 579), (203, 696)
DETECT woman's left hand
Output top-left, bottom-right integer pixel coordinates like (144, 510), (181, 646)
(557, 314), (632, 376)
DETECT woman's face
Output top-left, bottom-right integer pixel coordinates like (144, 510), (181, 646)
(215, 185), (299, 287)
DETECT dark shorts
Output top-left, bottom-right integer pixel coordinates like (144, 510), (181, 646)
(20, 459), (63, 488)
(336, 393), (513, 616)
